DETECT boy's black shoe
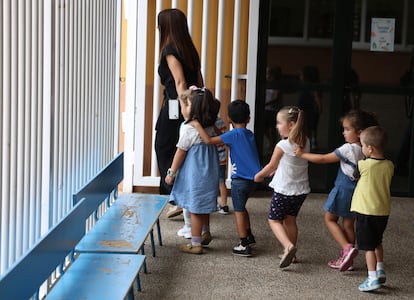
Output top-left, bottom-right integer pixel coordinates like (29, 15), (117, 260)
(246, 234), (256, 247)
(232, 243), (252, 257)
(218, 205), (229, 215)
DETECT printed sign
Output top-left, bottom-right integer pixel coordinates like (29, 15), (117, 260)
(370, 18), (395, 52)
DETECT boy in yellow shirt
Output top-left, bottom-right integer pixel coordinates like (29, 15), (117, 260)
(342, 126), (393, 291)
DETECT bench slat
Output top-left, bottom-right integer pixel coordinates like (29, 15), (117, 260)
(45, 253), (145, 300)
(75, 194), (168, 253)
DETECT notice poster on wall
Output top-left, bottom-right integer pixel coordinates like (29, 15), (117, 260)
(370, 18), (395, 52)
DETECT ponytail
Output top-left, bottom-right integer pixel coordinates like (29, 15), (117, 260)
(278, 106), (308, 148)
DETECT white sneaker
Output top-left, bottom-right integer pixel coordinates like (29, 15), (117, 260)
(177, 225), (191, 239)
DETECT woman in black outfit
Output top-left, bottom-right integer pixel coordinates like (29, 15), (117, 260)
(156, 9), (203, 217)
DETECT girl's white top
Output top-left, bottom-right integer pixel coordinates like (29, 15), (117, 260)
(269, 138), (311, 195)
(336, 143), (364, 180)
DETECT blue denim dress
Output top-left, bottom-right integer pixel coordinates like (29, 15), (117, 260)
(324, 148), (359, 218)
(169, 143), (219, 214)
(324, 167), (357, 218)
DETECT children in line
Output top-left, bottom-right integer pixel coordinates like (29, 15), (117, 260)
(348, 126), (394, 292)
(255, 106), (310, 268)
(294, 110), (378, 271)
(165, 87), (220, 254)
(194, 100), (262, 257)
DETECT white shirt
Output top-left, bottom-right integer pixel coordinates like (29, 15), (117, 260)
(177, 123), (215, 151)
(269, 138), (311, 195)
(335, 143), (364, 180)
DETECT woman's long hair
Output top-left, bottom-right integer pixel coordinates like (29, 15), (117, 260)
(158, 9), (200, 71)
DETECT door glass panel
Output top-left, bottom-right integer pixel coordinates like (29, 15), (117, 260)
(269, 0), (305, 37)
(308, 0), (334, 39)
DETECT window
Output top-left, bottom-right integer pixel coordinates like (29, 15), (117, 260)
(268, 0), (413, 50)
(269, 0), (304, 37)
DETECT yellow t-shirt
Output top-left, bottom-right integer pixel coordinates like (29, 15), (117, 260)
(350, 158), (394, 216)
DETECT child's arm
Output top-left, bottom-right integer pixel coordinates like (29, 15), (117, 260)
(191, 120), (223, 145)
(165, 148), (187, 185)
(294, 147), (339, 164)
(254, 146), (284, 182)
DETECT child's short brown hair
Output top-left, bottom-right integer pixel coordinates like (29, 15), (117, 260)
(361, 126), (388, 152)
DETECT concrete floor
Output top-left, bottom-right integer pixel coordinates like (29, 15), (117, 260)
(137, 192), (414, 299)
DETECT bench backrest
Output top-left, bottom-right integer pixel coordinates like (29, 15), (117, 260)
(0, 198), (89, 299)
(72, 152), (124, 215)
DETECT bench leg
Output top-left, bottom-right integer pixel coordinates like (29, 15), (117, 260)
(127, 287), (134, 300)
(150, 229), (156, 257)
(156, 218), (163, 246)
(136, 274), (142, 292)
(140, 246), (147, 273)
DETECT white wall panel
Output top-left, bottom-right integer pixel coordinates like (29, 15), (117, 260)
(0, 0), (121, 279)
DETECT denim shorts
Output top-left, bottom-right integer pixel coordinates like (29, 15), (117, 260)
(231, 178), (257, 212)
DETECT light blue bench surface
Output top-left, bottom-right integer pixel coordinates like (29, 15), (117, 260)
(45, 253), (145, 300)
(76, 193), (168, 255)
(72, 152), (168, 273)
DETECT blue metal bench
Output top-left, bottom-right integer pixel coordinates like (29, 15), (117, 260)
(0, 152), (167, 299)
(72, 152), (168, 273)
(0, 198), (146, 300)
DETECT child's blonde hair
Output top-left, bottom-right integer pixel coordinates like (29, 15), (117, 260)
(179, 89), (192, 106)
(278, 106), (307, 148)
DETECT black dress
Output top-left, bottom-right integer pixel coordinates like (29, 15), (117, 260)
(155, 44), (199, 195)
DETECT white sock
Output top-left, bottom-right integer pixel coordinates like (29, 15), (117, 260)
(368, 270), (377, 280)
(183, 209), (191, 226)
(377, 262), (384, 270)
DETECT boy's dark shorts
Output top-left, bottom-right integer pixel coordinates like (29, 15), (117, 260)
(355, 213), (388, 251)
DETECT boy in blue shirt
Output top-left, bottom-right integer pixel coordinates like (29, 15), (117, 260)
(194, 100), (262, 256)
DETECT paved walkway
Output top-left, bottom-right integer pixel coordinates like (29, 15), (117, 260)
(138, 192), (414, 299)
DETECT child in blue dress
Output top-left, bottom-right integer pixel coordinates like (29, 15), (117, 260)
(295, 110), (378, 270)
(165, 87), (220, 254)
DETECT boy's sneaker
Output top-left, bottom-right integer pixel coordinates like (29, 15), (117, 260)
(177, 225), (191, 239)
(218, 205), (229, 215)
(377, 269), (386, 284)
(339, 244), (358, 272)
(358, 278), (381, 292)
(201, 231), (212, 246)
(232, 243), (252, 257)
(246, 234), (256, 247)
(179, 243), (203, 254)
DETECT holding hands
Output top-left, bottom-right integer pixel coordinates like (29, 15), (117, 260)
(293, 144), (305, 157)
